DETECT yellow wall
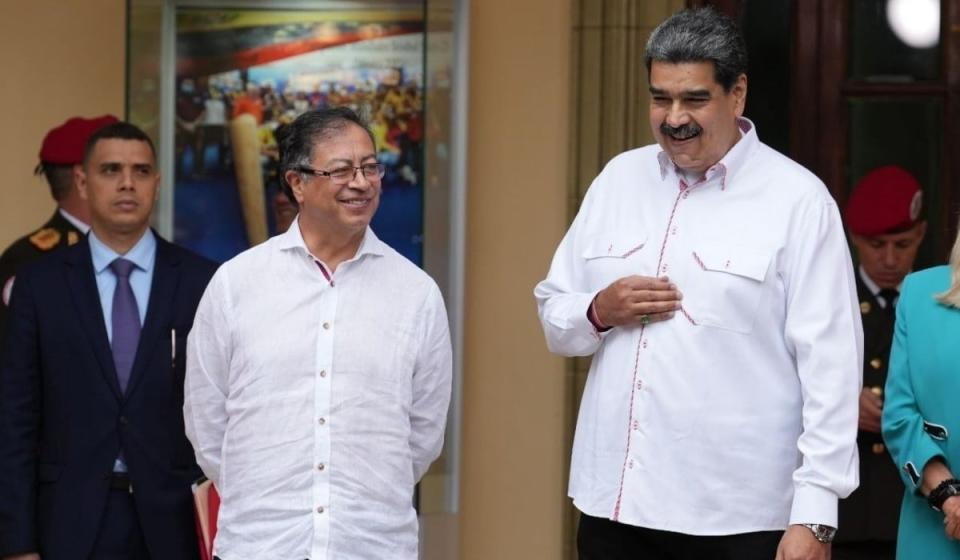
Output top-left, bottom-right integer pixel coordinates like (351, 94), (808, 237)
(0, 0), (126, 249)
(459, 1), (571, 559)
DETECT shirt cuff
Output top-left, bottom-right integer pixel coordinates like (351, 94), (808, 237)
(788, 484), (838, 527)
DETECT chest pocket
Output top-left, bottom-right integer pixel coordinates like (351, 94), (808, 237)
(581, 233), (651, 289)
(686, 243), (772, 334)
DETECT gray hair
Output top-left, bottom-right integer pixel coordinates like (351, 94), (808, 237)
(644, 7), (747, 92)
(277, 106), (376, 178)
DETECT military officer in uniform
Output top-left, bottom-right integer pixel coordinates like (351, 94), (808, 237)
(834, 165), (927, 560)
(0, 115), (118, 339)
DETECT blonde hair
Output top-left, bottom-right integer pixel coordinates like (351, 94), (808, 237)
(936, 219), (960, 308)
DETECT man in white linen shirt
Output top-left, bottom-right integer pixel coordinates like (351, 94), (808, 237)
(535, 8), (862, 560)
(184, 107), (452, 560)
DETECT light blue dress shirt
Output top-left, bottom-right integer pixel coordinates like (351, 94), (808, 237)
(88, 229), (156, 342)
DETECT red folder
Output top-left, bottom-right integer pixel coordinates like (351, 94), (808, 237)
(192, 478), (221, 560)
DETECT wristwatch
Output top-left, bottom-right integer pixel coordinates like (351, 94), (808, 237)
(800, 523), (837, 543)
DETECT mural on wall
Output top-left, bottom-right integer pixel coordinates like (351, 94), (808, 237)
(174, 9), (426, 264)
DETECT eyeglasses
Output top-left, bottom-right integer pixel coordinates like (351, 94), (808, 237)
(296, 163), (386, 184)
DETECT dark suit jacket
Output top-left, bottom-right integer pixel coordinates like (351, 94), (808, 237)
(836, 274), (901, 543)
(0, 233), (217, 559)
(0, 211), (85, 343)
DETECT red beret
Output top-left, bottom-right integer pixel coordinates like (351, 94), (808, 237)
(37, 115), (119, 167)
(845, 165), (923, 236)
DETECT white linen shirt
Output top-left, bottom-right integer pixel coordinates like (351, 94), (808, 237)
(184, 220), (452, 560)
(535, 119), (863, 534)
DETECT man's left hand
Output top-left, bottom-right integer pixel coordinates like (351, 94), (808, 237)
(775, 525), (830, 560)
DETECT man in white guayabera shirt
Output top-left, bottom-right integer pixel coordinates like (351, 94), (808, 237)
(535, 8), (862, 560)
(184, 107), (452, 560)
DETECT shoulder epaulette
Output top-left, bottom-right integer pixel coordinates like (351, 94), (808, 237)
(29, 227), (61, 251)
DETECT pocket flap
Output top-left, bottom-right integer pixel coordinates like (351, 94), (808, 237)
(694, 245), (771, 282)
(582, 234), (648, 259)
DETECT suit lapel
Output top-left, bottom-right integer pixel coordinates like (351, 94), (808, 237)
(64, 240), (122, 400)
(124, 236), (181, 399)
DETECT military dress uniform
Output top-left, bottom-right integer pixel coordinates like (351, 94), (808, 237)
(0, 211), (84, 340)
(834, 273), (901, 557)
(0, 114), (117, 342)
(835, 164), (927, 560)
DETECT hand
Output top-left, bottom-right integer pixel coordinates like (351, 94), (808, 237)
(3, 554), (41, 560)
(857, 387), (883, 433)
(593, 275), (682, 328)
(943, 495), (960, 540)
(775, 525), (830, 560)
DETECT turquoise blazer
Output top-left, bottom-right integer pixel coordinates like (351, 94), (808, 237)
(882, 265), (960, 559)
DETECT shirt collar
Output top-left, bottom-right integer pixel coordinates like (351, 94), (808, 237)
(276, 215), (387, 261)
(858, 265), (904, 297)
(89, 228), (157, 275)
(58, 208), (90, 234)
(657, 117), (757, 191)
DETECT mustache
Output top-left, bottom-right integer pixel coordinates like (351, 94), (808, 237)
(660, 122), (703, 139)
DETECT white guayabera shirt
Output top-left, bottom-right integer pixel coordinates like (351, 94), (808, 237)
(535, 119), (863, 535)
(184, 220), (452, 560)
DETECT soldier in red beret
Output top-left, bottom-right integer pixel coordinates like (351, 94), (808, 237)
(835, 165), (927, 560)
(0, 115), (118, 339)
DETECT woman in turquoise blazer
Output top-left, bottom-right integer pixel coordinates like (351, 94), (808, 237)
(882, 228), (960, 560)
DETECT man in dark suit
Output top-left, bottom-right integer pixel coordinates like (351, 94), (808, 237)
(834, 165), (927, 560)
(0, 115), (118, 342)
(0, 122), (217, 560)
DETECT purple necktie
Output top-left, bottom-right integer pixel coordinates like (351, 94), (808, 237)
(110, 258), (141, 393)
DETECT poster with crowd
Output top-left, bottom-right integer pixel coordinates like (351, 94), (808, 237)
(173, 8), (426, 264)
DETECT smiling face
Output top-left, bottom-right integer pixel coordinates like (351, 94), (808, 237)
(285, 122), (380, 240)
(78, 138), (160, 240)
(649, 60), (746, 175)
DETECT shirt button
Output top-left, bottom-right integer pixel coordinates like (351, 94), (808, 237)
(682, 191), (689, 199)
(318, 417), (326, 425)
(320, 370), (327, 378)
(632, 420), (639, 431)
(636, 380), (644, 391)
(317, 506), (325, 514)
(870, 358), (882, 370)
(330, 280), (336, 287)
(322, 322), (331, 330)
(317, 463), (326, 471)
